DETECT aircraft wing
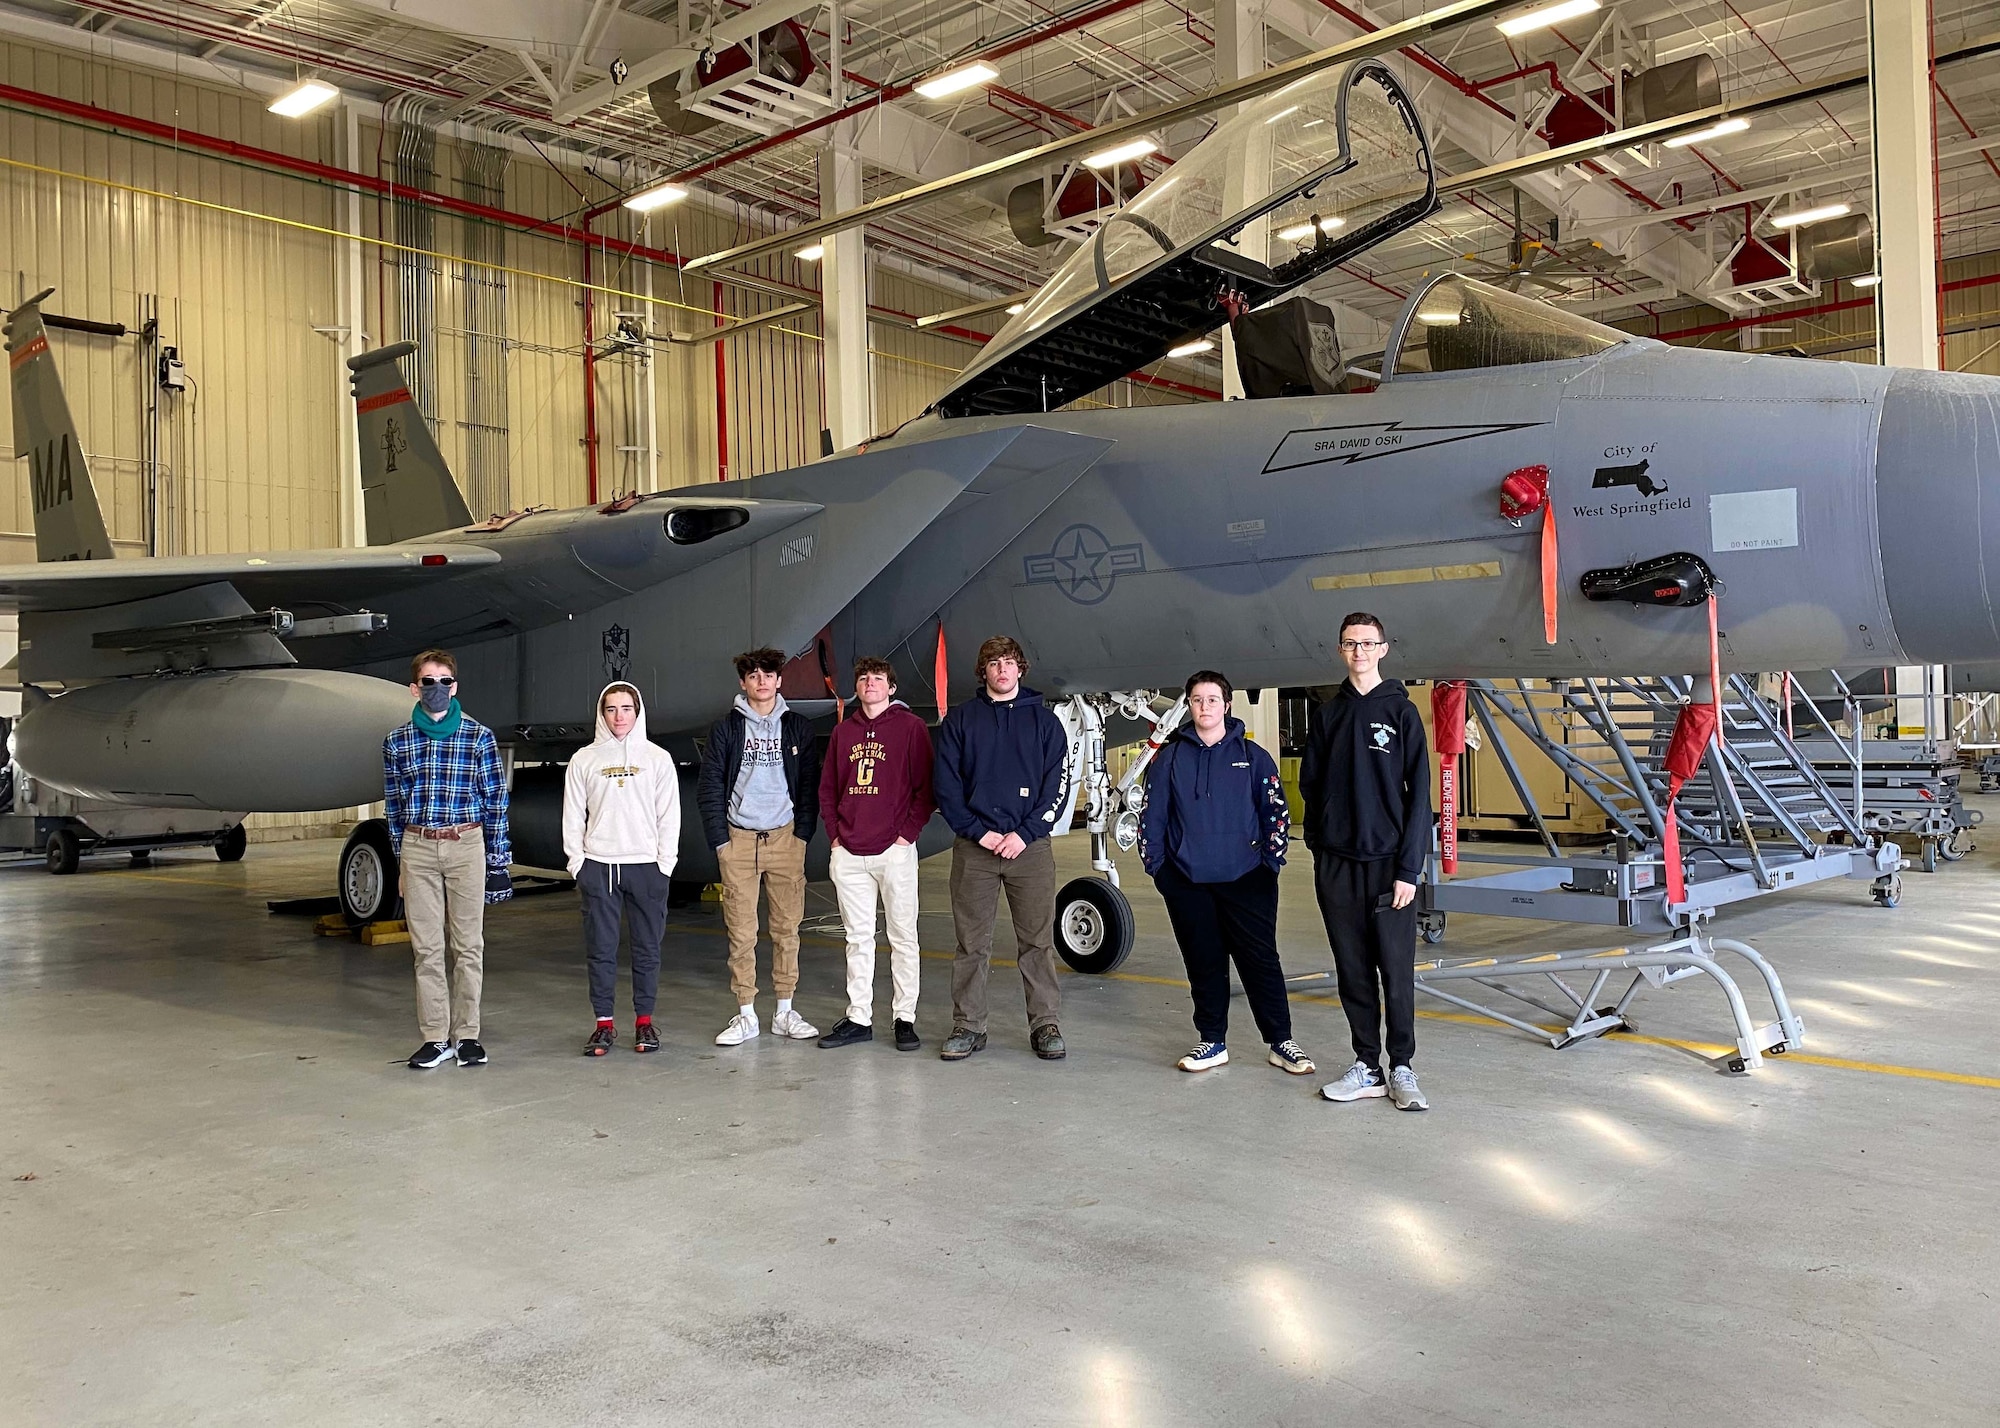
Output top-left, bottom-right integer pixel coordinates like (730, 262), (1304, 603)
(0, 544), (500, 613)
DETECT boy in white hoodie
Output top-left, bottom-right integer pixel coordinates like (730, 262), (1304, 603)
(563, 682), (682, 1055)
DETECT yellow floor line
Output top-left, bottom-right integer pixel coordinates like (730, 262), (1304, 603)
(95, 879), (2000, 1091)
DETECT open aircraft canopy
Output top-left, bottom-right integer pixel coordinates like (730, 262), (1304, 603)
(933, 58), (1437, 419)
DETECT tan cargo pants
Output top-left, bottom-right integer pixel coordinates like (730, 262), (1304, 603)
(717, 824), (806, 1005)
(401, 827), (486, 1042)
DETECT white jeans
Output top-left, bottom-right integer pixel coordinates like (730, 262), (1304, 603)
(829, 842), (922, 1025)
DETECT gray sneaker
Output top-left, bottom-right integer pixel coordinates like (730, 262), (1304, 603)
(1320, 1061), (1387, 1102)
(1388, 1064), (1429, 1111)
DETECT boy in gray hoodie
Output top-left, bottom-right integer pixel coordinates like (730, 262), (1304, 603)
(695, 648), (823, 1046)
(562, 682), (681, 1055)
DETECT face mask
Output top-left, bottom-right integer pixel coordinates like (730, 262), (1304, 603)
(419, 682), (453, 715)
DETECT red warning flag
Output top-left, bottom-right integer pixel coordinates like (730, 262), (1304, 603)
(1499, 465), (1558, 645)
(934, 623), (949, 717)
(1431, 681), (1467, 876)
(1659, 698), (1719, 909)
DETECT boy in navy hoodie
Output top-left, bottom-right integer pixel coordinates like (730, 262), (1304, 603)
(1300, 612), (1433, 1111)
(932, 634), (1070, 1062)
(1140, 671), (1314, 1077)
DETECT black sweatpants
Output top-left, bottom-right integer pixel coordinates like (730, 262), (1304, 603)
(1312, 853), (1417, 1068)
(1153, 862), (1292, 1046)
(579, 859), (671, 1019)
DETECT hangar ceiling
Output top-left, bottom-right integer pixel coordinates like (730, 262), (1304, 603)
(3, 0), (1997, 350)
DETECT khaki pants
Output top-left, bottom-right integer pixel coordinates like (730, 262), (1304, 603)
(402, 829), (486, 1042)
(949, 836), (1062, 1035)
(829, 842), (921, 1026)
(718, 824), (806, 1005)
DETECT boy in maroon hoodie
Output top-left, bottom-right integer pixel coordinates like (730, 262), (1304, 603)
(816, 657), (936, 1051)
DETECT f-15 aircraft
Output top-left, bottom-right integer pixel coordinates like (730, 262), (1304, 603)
(7, 58), (2000, 969)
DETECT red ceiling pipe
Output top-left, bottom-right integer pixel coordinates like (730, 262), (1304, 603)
(582, 241), (601, 503)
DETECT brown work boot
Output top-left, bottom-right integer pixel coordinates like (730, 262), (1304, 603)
(1031, 1024), (1066, 1060)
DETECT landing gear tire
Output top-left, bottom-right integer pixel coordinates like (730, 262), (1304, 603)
(45, 828), (80, 875)
(1871, 874), (1902, 909)
(1939, 828), (1972, 862)
(339, 818), (401, 927)
(1054, 877), (1135, 975)
(215, 823), (248, 863)
(1419, 911), (1446, 946)
(130, 850), (152, 866)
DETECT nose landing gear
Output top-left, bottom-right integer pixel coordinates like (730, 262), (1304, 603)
(1049, 691), (1187, 974)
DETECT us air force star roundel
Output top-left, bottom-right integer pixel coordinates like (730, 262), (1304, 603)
(1023, 524), (1146, 606)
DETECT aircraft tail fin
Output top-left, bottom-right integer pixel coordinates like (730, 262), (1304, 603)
(348, 343), (473, 544)
(6, 289), (115, 562)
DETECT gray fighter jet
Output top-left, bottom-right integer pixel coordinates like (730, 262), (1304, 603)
(8, 58), (2000, 963)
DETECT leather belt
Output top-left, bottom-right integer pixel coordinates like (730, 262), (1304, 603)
(413, 823), (481, 841)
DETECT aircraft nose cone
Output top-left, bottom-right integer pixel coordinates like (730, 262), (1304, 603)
(1874, 367), (2000, 662)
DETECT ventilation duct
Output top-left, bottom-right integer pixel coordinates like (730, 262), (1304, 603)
(1798, 213), (1875, 282)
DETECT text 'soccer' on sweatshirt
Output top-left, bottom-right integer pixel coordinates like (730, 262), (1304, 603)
(561, 683), (682, 877)
(1298, 678), (1432, 882)
(1138, 716), (1289, 884)
(818, 701), (936, 857)
(932, 685), (1071, 843)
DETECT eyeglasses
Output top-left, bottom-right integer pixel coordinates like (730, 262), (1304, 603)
(419, 675), (457, 687)
(1338, 640), (1386, 652)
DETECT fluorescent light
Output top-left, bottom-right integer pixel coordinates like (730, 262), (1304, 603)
(795, 243), (825, 261)
(1083, 138), (1157, 170)
(1005, 303), (1027, 314)
(1416, 307), (1461, 326)
(1277, 215), (1347, 243)
(1496, 0), (1600, 38)
(1265, 106), (1300, 125)
(915, 62), (997, 100)
(1167, 339), (1215, 358)
(269, 79), (338, 118)
(1851, 273), (1881, 287)
(1663, 117), (1749, 149)
(1770, 201), (1851, 229)
(624, 181), (689, 213)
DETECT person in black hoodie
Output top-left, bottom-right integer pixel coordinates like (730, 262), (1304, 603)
(1299, 612), (1433, 1111)
(932, 634), (1070, 1062)
(1140, 671), (1316, 1077)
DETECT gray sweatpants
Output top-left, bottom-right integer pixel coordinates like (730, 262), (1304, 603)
(579, 859), (671, 1019)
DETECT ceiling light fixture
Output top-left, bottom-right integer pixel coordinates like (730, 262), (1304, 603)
(1265, 106), (1300, 125)
(915, 62), (998, 100)
(795, 243), (826, 261)
(1167, 338), (1215, 358)
(1663, 117), (1749, 148)
(1851, 273), (1882, 287)
(269, 79), (339, 118)
(1276, 215), (1347, 243)
(1083, 138), (1158, 170)
(1770, 201), (1851, 229)
(1006, 303), (1027, 314)
(1496, 0), (1600, 38)
(624, 181), (689, 213)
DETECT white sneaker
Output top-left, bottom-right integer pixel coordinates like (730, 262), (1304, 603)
(715, 1012), (760, 1046)
(1320, 1061), (1388, 1102)
(771, 1008), (820, 1040)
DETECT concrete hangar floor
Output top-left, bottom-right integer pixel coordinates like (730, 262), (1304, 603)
(2, 820), (1996, 1426)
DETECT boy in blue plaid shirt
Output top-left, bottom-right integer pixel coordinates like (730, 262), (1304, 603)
(384, 647), (512, 1069)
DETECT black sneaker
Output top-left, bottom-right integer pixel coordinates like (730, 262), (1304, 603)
(817, 1017), (873, 1048)
(894, 1019), (921, 1053)
(1031, 1024), (1067, 1061)
(584, 1024), (616, 1057)
(939, 1028), (988, 1061)
(455, 1038), (488, 1067)
(408, 1040), (454, 1070)
(634, 1022), (660, 1054)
